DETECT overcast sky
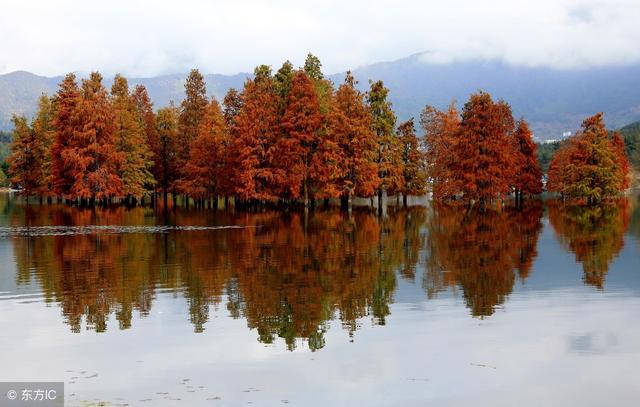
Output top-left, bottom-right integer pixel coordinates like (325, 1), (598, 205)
(1, 0), (639, 77)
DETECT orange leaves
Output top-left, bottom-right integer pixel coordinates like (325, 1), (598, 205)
(16, 61), (623, 208)
(453, 92), (515, 203)
(71, 72), (123, 200)
(51, 73), (81, 197)
(50, 72), (123, 200)
(547, 113), (630, 201)
(612, 131), (632, 190)
(180, 99), (228, 199)
(512, 120), (543, 196)
(420, 102), (460, 200)
(229, 72), (281, 202)
(177, 69), (208, 183)
(421, 93), (541, 204)
(277, 71), (323, 203)
(329, 72), (380, 199)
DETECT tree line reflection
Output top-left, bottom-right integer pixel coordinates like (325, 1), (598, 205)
(3, 194), (636, 349)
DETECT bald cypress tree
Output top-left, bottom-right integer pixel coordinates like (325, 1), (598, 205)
(131, 85), (158, 183)
(328, 72), (380, 209)
(155, 106), (180, 201)
(274, 60), (295, 115)
(222, 88), (242, 128)
(178, 69), (208, 194)
(32, 94), (56, 197)
(52, 73), (81, 199)
(111, 74), (155, 201)
(7, 115), (43, 198)
(277, 71), (323, 206)
(303, 53), (333, 114)
(367, 80), (401, 210)
(512, 120), (543, 199)
(397, 119), (427, 205)
(181, 99), (229, 202)
(451, 92), (515, 205)
(68, 72), (122, 202)
(229, 66), (280, 202)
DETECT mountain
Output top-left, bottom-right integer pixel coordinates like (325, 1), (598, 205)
(333, 53), (640, 139)
(0, 71), (249, 132)
(2, 52), (640, 139)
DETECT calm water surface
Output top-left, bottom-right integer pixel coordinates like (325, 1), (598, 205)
(0, 193), (639, 406)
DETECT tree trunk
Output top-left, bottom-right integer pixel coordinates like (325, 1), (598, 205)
(303, 180), (310, 208)
(340, 195), (348, 211)
(403, 194), (408, 207)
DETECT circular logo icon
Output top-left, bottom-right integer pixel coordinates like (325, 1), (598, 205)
(6, 389), (17, 400)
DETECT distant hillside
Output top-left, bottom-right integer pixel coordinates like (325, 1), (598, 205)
(332, 53), (640, 139)
(2, 52), (640, 139)
(618, 121), (640, 168)
(0, 71), (249, 131)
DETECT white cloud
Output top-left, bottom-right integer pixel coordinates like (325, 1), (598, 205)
(1, 0), (639, 76)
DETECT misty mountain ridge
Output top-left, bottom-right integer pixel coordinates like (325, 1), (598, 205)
(2, 52), (640, 139)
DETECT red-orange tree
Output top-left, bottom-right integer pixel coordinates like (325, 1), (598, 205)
(180, 99), (229, 200)
(327, 72), (380, 207)
(420, 102), (460, 200)
(177, 69), (208, 192)
(612, 131), (632, 190)
(229, 66), (281, 202)
(277, 71), (325, 206)
(451, 92), (515, 204)
(52, 73), (81, 198)
(66, 72), (123, 201)
(512, 120), (543, 197)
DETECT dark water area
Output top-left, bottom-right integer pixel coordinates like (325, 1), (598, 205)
(0, 193), (639, 406)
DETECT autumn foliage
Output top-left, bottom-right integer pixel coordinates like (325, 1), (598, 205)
(420, 92), (543, 205)
(547, 113), (631, 203)
(6, 55), (628, 207)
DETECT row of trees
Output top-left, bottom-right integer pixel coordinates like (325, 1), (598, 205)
(5, 54), (632, 208)
(6, 55), (428, 209)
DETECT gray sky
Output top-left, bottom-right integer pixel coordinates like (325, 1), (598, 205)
(1, 0), (639, 76)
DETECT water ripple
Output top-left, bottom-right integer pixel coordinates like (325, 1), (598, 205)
(0, 225), (261, 237)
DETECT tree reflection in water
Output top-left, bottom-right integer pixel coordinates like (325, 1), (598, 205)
(9, 204), (426, 350)
(424, 201), (544, 317)
(548, 199), (631, 289)
(5, 195), (633, 349)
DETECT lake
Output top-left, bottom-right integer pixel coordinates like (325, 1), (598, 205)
(0, 193), (639, 406)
